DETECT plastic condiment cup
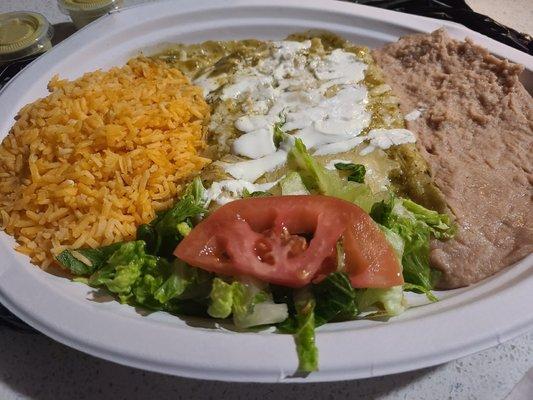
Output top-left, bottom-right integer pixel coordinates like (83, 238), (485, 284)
(57, 0), (123, 29)
(0, 12), (54, 64)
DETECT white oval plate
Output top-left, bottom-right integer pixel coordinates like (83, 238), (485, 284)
(0, 0), (532, 383)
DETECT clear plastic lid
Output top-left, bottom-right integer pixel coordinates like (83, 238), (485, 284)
(57, 0), (123, 28)
(0, 12), (54, 62)
(58, 0), (122, 13)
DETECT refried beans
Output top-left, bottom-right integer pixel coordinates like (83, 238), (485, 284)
(373, 29), (533, 289)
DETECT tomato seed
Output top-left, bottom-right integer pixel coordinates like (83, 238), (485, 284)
(287, 236), (308, 258)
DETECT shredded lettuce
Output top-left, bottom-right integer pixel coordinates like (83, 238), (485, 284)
(242, 188), (272, 198)
(56, 242), (124, 275)
(379, 225), (405, 261)
(357, 285), (406, 317)
(235, 301), (289, 329)
(207, 277), (288, 328)
(334, 162), (366, 183)
(371, 195), (455, 292)
(88, 241), (155, 295)
(154, 260), (211, 304)
(136, 177), (207, 257)
(287, 138), (375, 212)
(55, 140), (459, 375)
(370, 196), (394, 227)
(401, 198), (456, 240)
(59, 241), (212, 315)
(176, 222), (192, 237)
(293, 288), (318, 372)
(280, 171), (310, 195)
(357, 196), (452, 316)
(207, 278), (237, 318)
(131, 269), (165, 306)
(312, 272), (358, 326)
(275, 273), (356, 372)
(273, 117), (286, 148)
(403, 283), (438, 303)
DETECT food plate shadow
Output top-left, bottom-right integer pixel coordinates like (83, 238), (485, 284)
(87, 288), (119, 304)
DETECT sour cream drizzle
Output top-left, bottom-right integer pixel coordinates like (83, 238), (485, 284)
(196, 40), (416, 184)
(205, 179), (280, 206)
(359, 129), (416, 156)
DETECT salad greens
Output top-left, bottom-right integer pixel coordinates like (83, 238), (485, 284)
(56, 241), (124, 276)
(242, 188), (272, 198)
(207, 278), (238, 318)
(334, 162), (366, 183)
(371, 194), (455, 294)
(58, 178), (213, 315)
(313, 272), (358, 326)
(288, 139), (375, 212)
(357, 286), (406, 317)
(273, 117), (286, 148)
(280, 171), (310, 195)
(292, 288), (319, 373)
(56, 140), (455, 374)
(207, 277), (288, 328)
(136, 177), (207, 257)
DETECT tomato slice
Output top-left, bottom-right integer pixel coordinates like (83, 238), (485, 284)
(174, 195), (403, 288)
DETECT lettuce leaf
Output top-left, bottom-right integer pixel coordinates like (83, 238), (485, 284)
(370, 196), (394, 226)
(280, 171), (310, 195)
(154, 260), (212, 304)
(372, 195), (455, 291)
(137, 177), (207, 257)
(273, 117), (286, 148)
(357, 285), (406, 317)
(61, 238), (212, 315)
(207, 278), (236, 318)
(334, 162), (366, 183)
(275, 285), (325, 373)
(312, 272), (358, 326)
(379, 225), (404, 262)
(207, 277), (288, 328)
(287, 138), (375, 212)
(56, 242), (124, 275)
(231, 277), (288, 329)
(88, 241), (155, 295)
(401, 198), (456, 240)
(293, 288), (318, 372)
(403, 282), (438, 303)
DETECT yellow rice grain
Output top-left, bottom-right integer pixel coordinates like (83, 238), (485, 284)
(70, 250), (93, 267)
(0, 58), (210, 268)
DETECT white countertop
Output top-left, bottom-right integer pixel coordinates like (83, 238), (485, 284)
(0, 1), (531, 399)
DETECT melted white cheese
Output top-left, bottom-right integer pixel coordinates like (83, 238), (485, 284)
(360, 129), (416, 155)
